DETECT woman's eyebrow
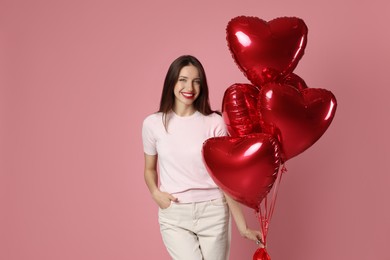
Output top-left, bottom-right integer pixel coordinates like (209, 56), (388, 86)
(178, 75), (200, 80)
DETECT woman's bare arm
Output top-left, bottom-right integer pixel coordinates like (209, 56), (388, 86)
(224, 192), (263, 245)
(144, 153), (177, 208)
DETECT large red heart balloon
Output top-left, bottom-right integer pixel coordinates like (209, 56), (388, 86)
(226, 16), (308, 86)
(202, 134), (281, 210)
(222, 83), (261, 137)
(258, 82), (337, 160)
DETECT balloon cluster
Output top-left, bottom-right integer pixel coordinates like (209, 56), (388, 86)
(202, 16), (337, 259)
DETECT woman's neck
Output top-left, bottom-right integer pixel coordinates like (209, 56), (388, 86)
(172, 104), (196, 117)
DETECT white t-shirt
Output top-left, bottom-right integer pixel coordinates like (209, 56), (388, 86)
(142, 111), (227, 203)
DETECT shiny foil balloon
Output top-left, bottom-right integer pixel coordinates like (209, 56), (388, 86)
(222, 83), (261, 137)
(226, 16), (308, 86)
(253, 248), (271, 260)
(202, 134), (281, 210)
(281, 73), (308, 91)
(258, 83), (337, 160)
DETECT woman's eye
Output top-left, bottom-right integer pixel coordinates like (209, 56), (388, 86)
(194, 80), (201, 85)
(179, 78), (186, 82)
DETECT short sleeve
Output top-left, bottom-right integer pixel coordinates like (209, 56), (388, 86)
(142, 117), (157, 155)
(214, 113), (228, 137)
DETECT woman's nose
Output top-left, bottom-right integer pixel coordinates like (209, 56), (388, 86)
(185, 81), (194, 90)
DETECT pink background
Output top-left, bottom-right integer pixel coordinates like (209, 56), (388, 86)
(1, 0), (389, 259)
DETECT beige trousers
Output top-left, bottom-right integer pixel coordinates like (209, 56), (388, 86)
(158, 197), (231, 260)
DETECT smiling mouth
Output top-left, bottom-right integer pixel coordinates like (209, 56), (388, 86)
(181, 92), (195, 99)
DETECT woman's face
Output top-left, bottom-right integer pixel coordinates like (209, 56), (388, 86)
(173, 64), (201, 109)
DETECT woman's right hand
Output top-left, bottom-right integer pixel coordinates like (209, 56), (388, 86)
(152, 190), (178, 209)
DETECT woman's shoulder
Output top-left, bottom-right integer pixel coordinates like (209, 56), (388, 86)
(203, 112), (227, 135)
(201, 112), (224, 124)
(144, 112), (163, 119)
(205, 111), (223, 120)
(143, 112), (163, 126)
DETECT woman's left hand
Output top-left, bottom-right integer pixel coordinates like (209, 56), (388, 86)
(241, 228), (264, 246)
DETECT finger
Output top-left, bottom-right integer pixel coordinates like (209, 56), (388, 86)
(169, 194), (178, 202)
(249, 232), (259, 242)
(248, 230), (261, 240)
(253, 231), (263, 240)
(251, 232), (263, 243)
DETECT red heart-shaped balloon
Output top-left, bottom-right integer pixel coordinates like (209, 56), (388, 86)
(202, 134), (281, 210)
(222, 83), (261, 137)
(226, 16), (308, 86)
(281, 73), (308, 91)
(258, 83), (337, 160)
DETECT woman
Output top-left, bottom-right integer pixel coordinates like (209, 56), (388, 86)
(142, 55), (262, 260)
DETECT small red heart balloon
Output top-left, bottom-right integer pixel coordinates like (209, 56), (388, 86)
(222, 83), (261, 137)
(253, 248), (271, 260)
(226, 16), (308, 86)
(202, 134), (281, 210)
(258, 83), (337, 160)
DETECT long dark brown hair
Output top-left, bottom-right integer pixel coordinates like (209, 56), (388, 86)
(158, 55), (220, 129)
